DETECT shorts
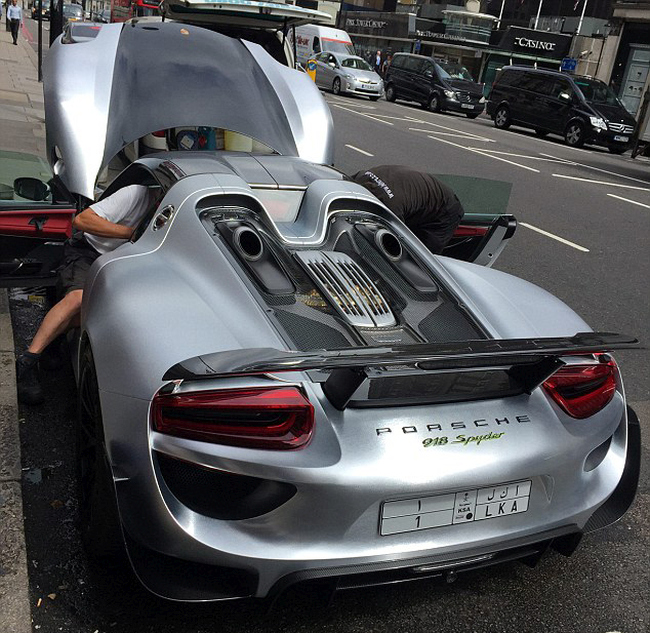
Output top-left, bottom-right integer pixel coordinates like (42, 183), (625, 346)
(56, 238), (100, 297)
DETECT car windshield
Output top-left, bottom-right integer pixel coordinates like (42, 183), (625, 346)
(573, 78), (621, 106)
(323, 40), (355, 56)
(438, 62), (475, 81)
(63, 4), (83, 17)
(341, 57), (372, 71)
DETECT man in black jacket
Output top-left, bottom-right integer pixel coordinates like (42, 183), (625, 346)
(349, 165), (464, 255)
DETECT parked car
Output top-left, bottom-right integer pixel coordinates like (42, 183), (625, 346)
(30, 1), (51, 20)
(91, 8), (111, 23)
(384, 52), (485, 118)
(62, 2), (84, 23)
(0, 21), (640, 604)
(486, 66), (637, 153)
(313, 52), (383, 100)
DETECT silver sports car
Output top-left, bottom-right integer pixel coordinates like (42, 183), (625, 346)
(0, 20), (640, 603)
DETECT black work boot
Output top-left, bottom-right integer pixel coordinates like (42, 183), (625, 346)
(15, 352), (44, 405)
(40, 336), (65, 371)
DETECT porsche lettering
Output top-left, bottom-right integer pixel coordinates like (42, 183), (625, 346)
(376, 415), (531, 436)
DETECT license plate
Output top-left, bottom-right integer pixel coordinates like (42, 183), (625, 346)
(614, 135), (629, 142)
(358, 85), (374, 91)
(461, 103), (474, 109)
(380, 479), (531, 536)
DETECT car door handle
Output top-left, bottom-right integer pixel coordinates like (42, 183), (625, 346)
(28, 216), (48, 231)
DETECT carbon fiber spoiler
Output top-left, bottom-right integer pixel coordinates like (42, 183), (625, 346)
(163, 332), (639, 409)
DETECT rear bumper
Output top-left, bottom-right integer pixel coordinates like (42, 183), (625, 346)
(111, 395), (639, 601)
(342, 81), (383, 98)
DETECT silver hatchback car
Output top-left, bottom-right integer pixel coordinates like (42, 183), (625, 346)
(314, 52), (384, 100)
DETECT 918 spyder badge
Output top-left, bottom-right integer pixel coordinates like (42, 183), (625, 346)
(380, 480), (532, 536)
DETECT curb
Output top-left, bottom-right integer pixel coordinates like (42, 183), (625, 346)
(0, 289), (31, 633)
(0, 21), (44, 633)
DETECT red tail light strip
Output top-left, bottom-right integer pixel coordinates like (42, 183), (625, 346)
(543, 357), (618, 419)
(152, 386), (314, 450)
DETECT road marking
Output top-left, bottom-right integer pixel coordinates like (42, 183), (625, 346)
(329, 103), (393, 125)
(470, 149), (568, 161)
(552, 174), (650, 191)
(519, 222), (590, 252)
(428, 136), (540, 172)
(541, 153), (650, 186)
(345, 144), (374, 157)
(607, 193), (650, 209)
(410, 127), (495, 142)
(404, 115), (495, 142)
(328, 98), (377, 110)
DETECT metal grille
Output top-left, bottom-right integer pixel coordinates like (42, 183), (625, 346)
(296, 251), (396, 328)
(608, 123), (634, 134)
(459, 92), (471, 103)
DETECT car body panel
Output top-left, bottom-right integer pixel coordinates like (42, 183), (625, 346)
(43, 21), (334, 200)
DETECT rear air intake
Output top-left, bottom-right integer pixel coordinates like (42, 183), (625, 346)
(296, 251), (395, 328)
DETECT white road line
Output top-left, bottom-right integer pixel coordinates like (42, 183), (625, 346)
(345, 144), (374, 157)
(552, 173), (650, 191)
(428, 136), (540, 172)
(541, 152), (650, 186)
(327, 98), (377, 110)
(607, 193), (650, 209)
(469, 149), (568, 161)
(329, 103), (393, 125)
(404, 115), (496, 142)
(409, 127), (495, 142)
(519, 222), (590, 252)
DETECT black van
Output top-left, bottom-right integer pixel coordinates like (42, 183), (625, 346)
(384, 53), (485, 118)
(486, 66), (636, 153)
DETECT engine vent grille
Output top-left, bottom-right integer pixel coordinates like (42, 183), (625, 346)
(608, 122), (634, 134)
(296, 251), (396, 328)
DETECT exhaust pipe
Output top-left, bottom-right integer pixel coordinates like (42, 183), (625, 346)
(234, 226), (264, 262)
(375, 229), (403, 261)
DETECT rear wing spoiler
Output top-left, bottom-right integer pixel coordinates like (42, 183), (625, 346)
(163, 332), (640, 409)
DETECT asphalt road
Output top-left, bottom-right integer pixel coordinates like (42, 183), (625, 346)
(10, 88), (650, 633)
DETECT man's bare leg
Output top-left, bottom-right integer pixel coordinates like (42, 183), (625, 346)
(27, 290), (83, 354)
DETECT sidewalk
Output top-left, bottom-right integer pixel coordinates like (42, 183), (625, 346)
(0, 22), (46, 633)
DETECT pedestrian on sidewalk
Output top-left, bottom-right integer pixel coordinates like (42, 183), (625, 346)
(7, 0), (22, 44)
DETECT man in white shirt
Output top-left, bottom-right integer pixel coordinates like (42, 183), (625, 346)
(16, 184), (158, 404)
(7, 0), (21, 45)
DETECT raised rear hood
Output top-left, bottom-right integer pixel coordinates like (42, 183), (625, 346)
(162, 0), (333, 28)
(43, 21), (333, 199)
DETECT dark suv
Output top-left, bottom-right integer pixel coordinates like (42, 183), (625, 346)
(384, 53), (485, 118)
(486, 66), (636, 154)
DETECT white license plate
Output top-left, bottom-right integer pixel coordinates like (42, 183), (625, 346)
(358, 85), (374, 91)
(614, 135), (629, 142)
(461, 103), (474, 109)
(380, 479), (531, 536)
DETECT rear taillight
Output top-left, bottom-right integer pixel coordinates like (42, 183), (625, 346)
(152, 386), (314, 450)
(543, 356), (618, 419)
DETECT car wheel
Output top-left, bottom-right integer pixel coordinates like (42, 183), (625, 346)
(466, 113), (480, 119)
(385, 84), (397, 102)
(428, 93), (441, 113)
(77, 346), (124, 559)
(332, 77), (341, 95)
(565, 121), (585, 147)
(535, 129), (549, 137)
(608, 146), (626, 155)
(494, 105), (511, 129)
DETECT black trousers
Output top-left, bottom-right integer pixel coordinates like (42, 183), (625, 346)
(9, 18), (19, 43)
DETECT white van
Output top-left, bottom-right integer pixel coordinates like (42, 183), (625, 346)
(293, 24), (355, 67)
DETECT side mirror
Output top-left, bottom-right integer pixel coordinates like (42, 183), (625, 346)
(13, 177), (51, 201)
(329, 62), (337, 68)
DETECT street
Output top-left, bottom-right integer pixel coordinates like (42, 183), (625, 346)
(8, 78), (649, 633)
